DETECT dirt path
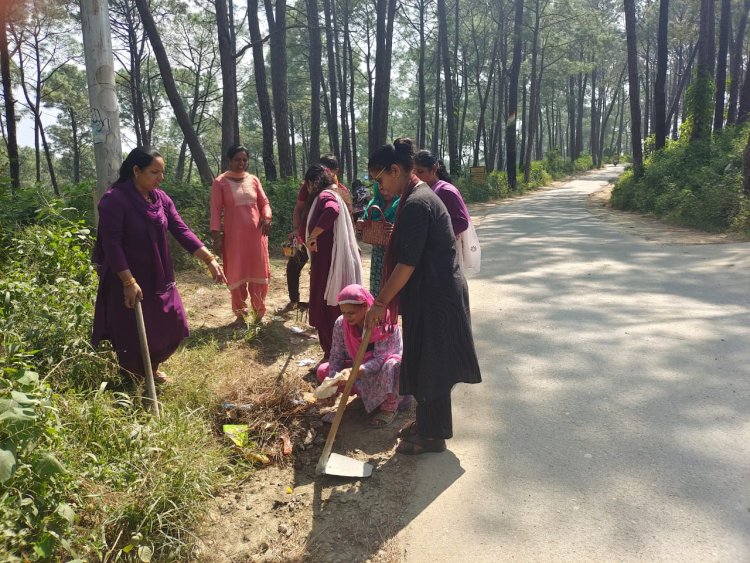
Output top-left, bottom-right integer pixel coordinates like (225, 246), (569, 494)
(177, 248), (416, 563)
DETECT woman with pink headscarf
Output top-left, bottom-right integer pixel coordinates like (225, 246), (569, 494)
(316, 284), (406, 427)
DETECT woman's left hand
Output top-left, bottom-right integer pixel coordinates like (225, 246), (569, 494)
(365, 302), (385, 329)
(207, 259), (227, 284)
(261, 219), (272, 236)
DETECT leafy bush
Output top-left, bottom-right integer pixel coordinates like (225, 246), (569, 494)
(573, 154), (594, 172)
(611, 123), (748, 231)
(0, 368), (74, 561)
(0, 204), (108, 389)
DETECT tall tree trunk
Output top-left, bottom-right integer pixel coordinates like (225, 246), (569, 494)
(346, 16), (358, 180)
(666, 42), (697, 127)
(599, 72), (623, 165)
(322, 0), (339, 159)
(368, 0), (397, 154)
(589, 67), (598, 166)
(289, 109), (297, 176)
(264, 0), (293, 177)
(215, 0), (238, 170)
(0, 4), (19, 192)
(738, 63), (750, 123)
(643, 40), (651, 140)
(523, 1), (542, 184)
(616, 86), (626, 155)
(690, 0), (715, 140)
(505, 0), (523, 189)
(459, 57), (469, 171)
(576, 72), (586, 158)
(71, 110), (81, 183)
(416, 0), (426, 148)
(743, 131), (750, 196)
(654, 0), (669, 149)
(519, 77), (527, 171)
(713, 0), (731, 132)
(437, 0), (458, 173)
(431, 35), (441, 154)
(624, 0), (644, 172)
(727, 0), (750, 125)
(305, 0), (321, 165)
(135, 0), (214, 184)
(568, 75), (575, 160)
(334, 0), (352, 180)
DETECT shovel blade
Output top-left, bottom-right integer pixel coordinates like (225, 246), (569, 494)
(316, 453), (373, 478)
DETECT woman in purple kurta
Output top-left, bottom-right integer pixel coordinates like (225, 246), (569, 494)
(92, 147), (226, 383)
(303, 164), (362, 359)
(413, 150), (470, 237)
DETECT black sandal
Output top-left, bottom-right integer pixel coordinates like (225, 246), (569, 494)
(397, 420), (418, 439)
(396, 435), (446, 455)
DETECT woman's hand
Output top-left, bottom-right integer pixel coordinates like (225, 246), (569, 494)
(261, 219), (272, 236)
(365, 302), (386, 329)
(306, 235), (318, 253)
(207, 259), (227, 284)
(123, 282), (143, 309)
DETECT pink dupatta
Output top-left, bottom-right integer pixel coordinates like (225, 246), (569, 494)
(337, 284), (398, 363)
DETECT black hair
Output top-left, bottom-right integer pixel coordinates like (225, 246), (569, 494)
(319, 153), (339, 171)
(414, 149), (451, 182)
(303, 164), (336, 219)
(367, 137), (416, 174)
(227, 144), (249, 160)
(117, 146), (162, 183)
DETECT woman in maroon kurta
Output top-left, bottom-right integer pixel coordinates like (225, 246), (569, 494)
(303, 164), (362, 358)
(92, 147), (226, 383)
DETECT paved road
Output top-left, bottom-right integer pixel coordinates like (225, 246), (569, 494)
(399, 166), (750, 561)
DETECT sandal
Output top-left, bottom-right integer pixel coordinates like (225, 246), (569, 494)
(368, 409), (397, 428)
(396, 435), (446, 455)
(397, 420), (418, 439)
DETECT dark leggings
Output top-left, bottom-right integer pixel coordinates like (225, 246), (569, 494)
(416, 393), (453, 440)
(285, 246), (309, 303)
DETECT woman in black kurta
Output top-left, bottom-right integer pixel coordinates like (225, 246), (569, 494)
(365, 138), (481, 454)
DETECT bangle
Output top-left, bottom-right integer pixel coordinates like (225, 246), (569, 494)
(122, 277), (137, 288)
(202, 253), (215, 264)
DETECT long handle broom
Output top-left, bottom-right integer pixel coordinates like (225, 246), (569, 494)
(315, 326), (373, 477)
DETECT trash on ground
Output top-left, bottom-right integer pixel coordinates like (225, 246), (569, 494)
(223, 424), (249, 447)
(313, 372), (346, 399)
(279, 432), (293, 456)
(297, 358), (316, 367)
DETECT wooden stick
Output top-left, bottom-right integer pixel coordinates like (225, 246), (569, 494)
(134, 300), (160, 418)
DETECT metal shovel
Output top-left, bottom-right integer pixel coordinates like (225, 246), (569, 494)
(315, 326), (373, 478)
(134, 300), (160, 418)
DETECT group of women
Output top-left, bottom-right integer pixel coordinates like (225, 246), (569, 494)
(93, 138), (480, 455)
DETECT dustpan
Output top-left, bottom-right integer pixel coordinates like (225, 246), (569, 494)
(315, 327), (373, 477)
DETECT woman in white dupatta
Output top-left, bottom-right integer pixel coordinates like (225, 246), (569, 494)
(304, 164), (362, 359)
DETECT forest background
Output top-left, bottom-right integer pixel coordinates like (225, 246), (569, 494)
(2, 0), (750, 559)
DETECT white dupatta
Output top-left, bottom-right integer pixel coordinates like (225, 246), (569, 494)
(306, 187), (363, 305)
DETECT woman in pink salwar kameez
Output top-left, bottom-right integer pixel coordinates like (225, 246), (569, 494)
(211, 145), (272, 320)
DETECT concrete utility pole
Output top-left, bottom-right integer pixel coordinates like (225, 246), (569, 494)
(80, 0), (122, 209)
